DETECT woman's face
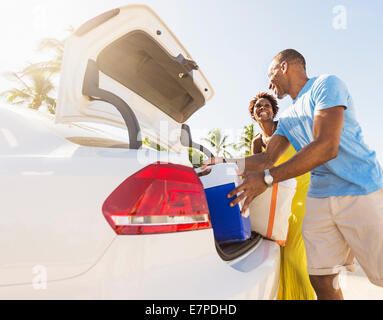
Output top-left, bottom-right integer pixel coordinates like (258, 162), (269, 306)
(253, 98), (274, 122)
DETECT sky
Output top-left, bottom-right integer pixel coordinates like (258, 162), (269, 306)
(0, 0), (382, 160)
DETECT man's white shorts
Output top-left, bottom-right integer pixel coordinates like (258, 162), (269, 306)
(302, 188), (383, 287)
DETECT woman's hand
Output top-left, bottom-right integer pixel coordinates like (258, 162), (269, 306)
(200, 157), (225, 170)
(197, 157), (225, 177)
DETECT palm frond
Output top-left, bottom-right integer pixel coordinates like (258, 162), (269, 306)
(36, 38), (64, 57)
(234, 123), (257, 157)
(20, 62), (61, 77)
(1, 87), (33, 104)
(203, 128), (236, 157)
(2, 71), (32, 92)
(202, 137), (217, 147)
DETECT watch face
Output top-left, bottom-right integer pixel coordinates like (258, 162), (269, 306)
(265, 175), (273, 185)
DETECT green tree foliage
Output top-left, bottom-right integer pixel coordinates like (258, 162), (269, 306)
(0, 71), (56, 114)
(0, 27), (73, 114)
(188, 147), (205, 167)
(235, 123), (257, 157)
(203, 128), (234, 158)
(142, 138), (168, 151)
(21, 26), (74, 78)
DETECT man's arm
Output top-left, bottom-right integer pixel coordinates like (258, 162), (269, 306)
(228, 106), (345, 213)
(242, 133), (290, 173)
(269, 106), (344, 182)
(199, 134), (290, 175)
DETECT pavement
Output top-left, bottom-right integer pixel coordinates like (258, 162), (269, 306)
(340, 260), (383, 300)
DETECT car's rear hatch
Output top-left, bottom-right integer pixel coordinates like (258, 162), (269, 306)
(56, 4), (214, 151)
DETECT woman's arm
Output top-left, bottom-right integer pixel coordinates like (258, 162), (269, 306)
(252, 135), (263, 154)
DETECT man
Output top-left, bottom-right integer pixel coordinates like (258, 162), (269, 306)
(201, 49), (383, 300)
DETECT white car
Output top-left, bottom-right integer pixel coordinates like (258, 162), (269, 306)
(0, 4), (280, 299)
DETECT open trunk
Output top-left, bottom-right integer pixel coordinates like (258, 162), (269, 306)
(56, 5), (213, 152)
(56, 4), (260, 261)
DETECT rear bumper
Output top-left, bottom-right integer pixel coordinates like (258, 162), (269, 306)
(0, 230), (280, 299)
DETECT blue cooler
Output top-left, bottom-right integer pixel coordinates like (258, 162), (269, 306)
(198, 163), (251, 245)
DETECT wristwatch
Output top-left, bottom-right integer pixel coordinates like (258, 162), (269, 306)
(264, 169), (274, 188)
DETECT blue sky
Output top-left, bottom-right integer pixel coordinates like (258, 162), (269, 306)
(0, 0), (382, 160)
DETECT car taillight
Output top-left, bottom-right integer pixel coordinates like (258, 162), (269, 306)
(102, 162), (211, 235)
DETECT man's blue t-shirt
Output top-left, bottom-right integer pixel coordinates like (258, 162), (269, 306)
(274, 74), (383, 198)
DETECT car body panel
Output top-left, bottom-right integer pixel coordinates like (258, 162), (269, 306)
(0, 105), (190, 285)
(0, 229), (279, 299)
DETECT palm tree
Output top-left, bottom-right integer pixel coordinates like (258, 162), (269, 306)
(142, 138), (168, 151)
(0, 26), (74, 114)
(0, 71), (56, 114)
(19, 26), (74, 78)
(203, 128), (234, 158)
(235, 123), (257, 157)
(188, 147), (205, 167)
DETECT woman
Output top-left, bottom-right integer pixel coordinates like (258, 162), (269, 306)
(249, 92), (316, 300)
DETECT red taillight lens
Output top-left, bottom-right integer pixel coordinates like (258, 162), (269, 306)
(102, 162), (211, 235)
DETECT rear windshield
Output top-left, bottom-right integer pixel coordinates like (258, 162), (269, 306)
(96, 31), (205, 123)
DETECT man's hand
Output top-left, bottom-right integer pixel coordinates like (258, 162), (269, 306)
(227, 172), (268, 215)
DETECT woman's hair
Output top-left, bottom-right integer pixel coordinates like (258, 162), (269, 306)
(249, 92), (279, 121)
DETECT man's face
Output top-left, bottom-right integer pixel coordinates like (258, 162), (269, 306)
(268, 60), (288, 99)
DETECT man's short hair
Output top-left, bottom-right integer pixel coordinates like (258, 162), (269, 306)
(273, 49), (306, 70)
